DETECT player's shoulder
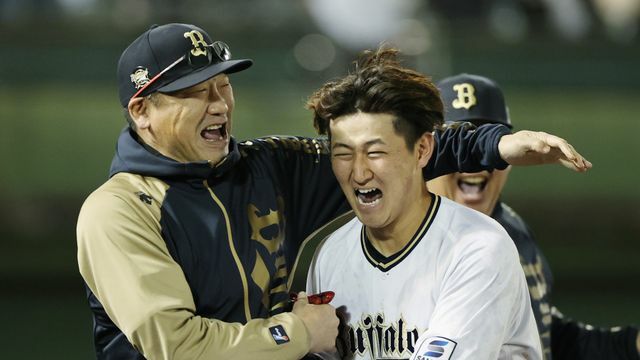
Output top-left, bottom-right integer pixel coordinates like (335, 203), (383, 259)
(314, 214), (362, 256)
(438, 196), (506, 235)
(434, 198), (522, 277)
(436, 196), (515, 254)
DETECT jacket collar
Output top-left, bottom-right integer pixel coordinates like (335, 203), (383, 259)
(109, 127), (240, 180)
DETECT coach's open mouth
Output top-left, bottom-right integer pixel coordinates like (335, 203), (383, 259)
(355, 188), (382, 206)
(201, 123), (227, 141)
(457, 175), (488, 195)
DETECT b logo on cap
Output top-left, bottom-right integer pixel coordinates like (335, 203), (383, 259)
(184, 30), (208, 57)
(452, 83), (477, 110)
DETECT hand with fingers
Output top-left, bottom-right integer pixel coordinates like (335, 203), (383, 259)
(292, 291), (340, 354)
(498, 130), (592, 172)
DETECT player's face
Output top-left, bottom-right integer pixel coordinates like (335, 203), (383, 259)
(330, 112), (432, 231)
(427, 168), (510, 216)
(143, 74), (234, 165)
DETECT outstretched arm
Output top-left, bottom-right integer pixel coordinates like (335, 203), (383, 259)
(426, 123), (591, 180)
(426, 123), (511, 179)
(498, 130), (592, 172)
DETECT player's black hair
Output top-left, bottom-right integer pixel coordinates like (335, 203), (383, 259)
(307, 47), (444, 150)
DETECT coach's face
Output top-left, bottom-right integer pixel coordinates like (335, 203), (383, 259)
(330, 112), (433, 232)
(129, 74), (234, 165)
(427, 168), (510, 216)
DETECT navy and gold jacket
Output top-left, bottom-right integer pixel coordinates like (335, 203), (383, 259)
(77, 124), (509, 360)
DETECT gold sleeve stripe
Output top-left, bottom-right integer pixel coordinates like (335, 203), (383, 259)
(270, 300), (289, 312)
(270, 284), (287, 295)
(274, 265), (288, 279)
(205, 181), (252, 322)
(275, 255), (286, 269)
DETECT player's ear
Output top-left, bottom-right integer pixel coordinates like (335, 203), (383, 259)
(416, 132), (434, 169)
(128, 96), (151, 130)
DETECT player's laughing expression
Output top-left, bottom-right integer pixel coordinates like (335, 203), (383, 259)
(132, 74), (234, 165)
(427, 168), (510, 216)
(330, 112), (433, 235)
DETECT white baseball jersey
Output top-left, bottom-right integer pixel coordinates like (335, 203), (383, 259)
(307, 195), (541, 360)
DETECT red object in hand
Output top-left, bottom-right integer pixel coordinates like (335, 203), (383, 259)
(290, 291), (335, 305)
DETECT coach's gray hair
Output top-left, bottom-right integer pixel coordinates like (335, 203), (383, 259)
(123, 92), (162, 131)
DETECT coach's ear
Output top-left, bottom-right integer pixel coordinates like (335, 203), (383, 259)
(128, 96), (151, 130)
(416, 132), (434, 169)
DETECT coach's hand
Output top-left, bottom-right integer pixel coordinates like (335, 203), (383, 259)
(498, 130), (592, 172)
(293, 291), (339, 354)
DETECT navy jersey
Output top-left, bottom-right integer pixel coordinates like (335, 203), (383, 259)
(493, 202), (639, 360)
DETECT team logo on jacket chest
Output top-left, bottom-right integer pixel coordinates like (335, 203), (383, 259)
(247, 197), (285, 254)
(247, 197), (288, 310)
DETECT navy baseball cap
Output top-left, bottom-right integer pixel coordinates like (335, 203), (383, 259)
(437, 73), (512, 129)
(117, 23), (253, 107)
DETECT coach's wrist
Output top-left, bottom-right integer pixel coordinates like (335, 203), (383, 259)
(271, 312), (312, 357)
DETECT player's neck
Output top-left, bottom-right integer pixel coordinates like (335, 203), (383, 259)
(366, 192), (432, 257)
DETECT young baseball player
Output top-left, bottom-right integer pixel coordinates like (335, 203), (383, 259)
(305, 48), (543, 360)
(428, 73), (640, 360)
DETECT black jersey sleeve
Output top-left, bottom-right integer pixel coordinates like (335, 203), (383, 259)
(425, 122), (510, 180)
(551, 308), (640, 360)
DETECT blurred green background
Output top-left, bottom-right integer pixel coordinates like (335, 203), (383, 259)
(1, 0), (639, 358)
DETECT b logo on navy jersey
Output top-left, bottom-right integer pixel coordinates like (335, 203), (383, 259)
(415, 337), (457, 360)
(269, 325), (290, 345)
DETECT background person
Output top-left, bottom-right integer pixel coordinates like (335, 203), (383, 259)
(428, 73), (640, 360)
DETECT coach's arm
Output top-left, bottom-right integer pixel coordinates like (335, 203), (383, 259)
(77, 187), (335, 360)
